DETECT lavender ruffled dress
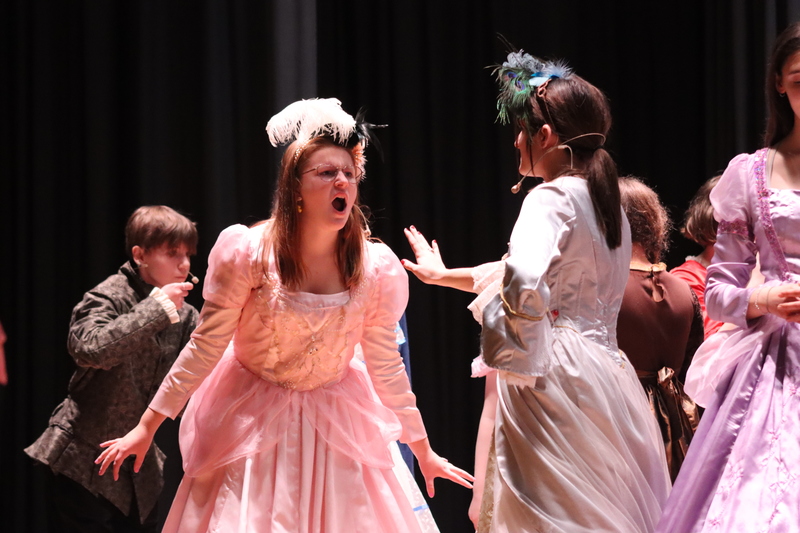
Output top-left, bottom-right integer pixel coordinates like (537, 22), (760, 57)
(658, 148), (800, 532)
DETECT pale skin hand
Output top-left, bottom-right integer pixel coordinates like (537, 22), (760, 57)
(402, 226), (476, 293)
(160, 282), (194, 310)
(95, 408), (167, 480)
(407, 437), (474, 497)
(748, 283), (800, 321)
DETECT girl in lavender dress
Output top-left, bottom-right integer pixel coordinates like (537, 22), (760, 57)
(657, 21), (800, 532)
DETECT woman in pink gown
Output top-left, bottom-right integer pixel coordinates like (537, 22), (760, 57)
(96, 98), (472, 533)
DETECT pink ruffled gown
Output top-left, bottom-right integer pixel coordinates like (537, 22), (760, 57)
(660, 148), (800, 531)
(148, 223), (437, 533)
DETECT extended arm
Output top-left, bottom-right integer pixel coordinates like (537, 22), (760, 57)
(402, 226), (477, 292)
(363, 244), (474, 496)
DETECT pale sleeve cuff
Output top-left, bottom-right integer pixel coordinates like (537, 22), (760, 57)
(467, 261), (505, 325)
(470, 355), (495, 378)
(150, 287), (180, 324)
(499, 370), (538, 388)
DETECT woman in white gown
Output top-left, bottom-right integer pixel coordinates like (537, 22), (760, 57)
(403, 51), (670, 532)
(475, 52), (670, 532)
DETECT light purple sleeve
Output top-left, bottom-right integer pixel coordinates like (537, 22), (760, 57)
(705, 154), (759, 327)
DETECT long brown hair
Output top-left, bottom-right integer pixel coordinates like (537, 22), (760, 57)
(520, 75), (621, 249)
(264, 136), (369, 290)
(765, 21), (800, 147)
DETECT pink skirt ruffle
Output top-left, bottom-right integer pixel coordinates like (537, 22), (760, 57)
(179, 349), (403, 477)
(165, 350), (432, 533)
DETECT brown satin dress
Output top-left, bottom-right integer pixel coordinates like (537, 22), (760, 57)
(617, 263), (704, 482)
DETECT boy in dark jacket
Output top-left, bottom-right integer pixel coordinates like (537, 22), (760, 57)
(26, 206), (199, 532)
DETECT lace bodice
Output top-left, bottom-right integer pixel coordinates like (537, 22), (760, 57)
(150, 223), (426, 442)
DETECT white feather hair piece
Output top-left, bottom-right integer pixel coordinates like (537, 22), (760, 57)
(266, 98), (357, 147)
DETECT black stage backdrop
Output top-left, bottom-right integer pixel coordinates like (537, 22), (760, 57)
(2, 1), (799, 532)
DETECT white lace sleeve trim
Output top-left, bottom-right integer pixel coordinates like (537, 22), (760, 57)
(150, 287), (180, 324)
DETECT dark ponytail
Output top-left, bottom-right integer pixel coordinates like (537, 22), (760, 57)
(522, 75), (621, 249)
(583, 147), (621, 248)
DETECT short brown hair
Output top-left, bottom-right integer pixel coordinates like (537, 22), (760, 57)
(619, 176), (672, 263)
(681, 175), (720, 248)
(124, 205), (198, 257)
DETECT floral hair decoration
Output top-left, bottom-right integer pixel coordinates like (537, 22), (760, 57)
(494, 50), (573, 125)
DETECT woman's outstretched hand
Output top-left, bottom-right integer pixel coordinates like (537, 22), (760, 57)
(408, 438), (474, 497)
(95, 408), (166, 480)
(402, 226), (447, 285)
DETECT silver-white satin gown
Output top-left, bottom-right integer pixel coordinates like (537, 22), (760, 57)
(479, 176), (671, 533)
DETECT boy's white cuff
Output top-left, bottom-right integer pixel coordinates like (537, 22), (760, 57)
(150, 287), (180, 324)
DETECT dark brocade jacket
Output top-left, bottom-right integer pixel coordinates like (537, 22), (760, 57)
(25, 261), (198, 522)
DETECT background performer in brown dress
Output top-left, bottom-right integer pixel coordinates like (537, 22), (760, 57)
(617, 176), (703, 481)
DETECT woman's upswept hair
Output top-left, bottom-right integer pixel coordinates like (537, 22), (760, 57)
(264, 136), (369, 290)
(681, 175), (720, 248)
(124, 205), (198, 257)
(619, 176), (672, 263)
(520, 75), (621, 249)
(765, 21), (800, 147)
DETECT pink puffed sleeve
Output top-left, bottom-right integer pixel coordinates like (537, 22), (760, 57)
(202, 224), (262, 308)
(706, 154), (759, 327)
(149, 224), (261, 418)
(359, 242), (426, 443)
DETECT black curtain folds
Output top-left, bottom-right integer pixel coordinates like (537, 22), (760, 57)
(2, 1), (798, 532)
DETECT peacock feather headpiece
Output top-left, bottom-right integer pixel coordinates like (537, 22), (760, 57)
(494, 50), (573, 125)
